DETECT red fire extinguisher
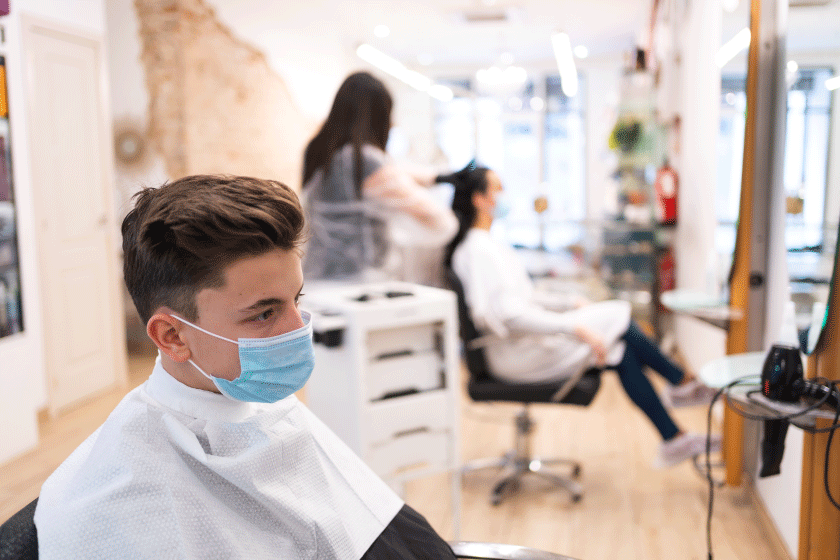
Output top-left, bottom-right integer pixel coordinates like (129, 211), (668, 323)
(658, 246), (675, 312)
(655, 161), (678, 225)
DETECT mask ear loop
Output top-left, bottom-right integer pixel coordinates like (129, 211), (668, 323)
(169, 315), (239, 384)
(170, 315), (239, 344)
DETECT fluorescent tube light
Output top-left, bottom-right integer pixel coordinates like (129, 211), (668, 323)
(716, 28), (751, 68)
(356, 43), (455, 102)
(356, 43), (432, 92)
(826, 76), (840, 91)
(551, 32), (578, 97)
(428, 84), (454, 101)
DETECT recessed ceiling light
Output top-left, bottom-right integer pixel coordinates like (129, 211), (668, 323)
(529, 97), (545, 111)
(574, 45), (589, 59)
(787, 60), (798, 72)
(374, 25), (390, 38)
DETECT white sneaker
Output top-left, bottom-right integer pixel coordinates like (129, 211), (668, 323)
(655, 432), (722, 469)
(664, 379), (720, 408)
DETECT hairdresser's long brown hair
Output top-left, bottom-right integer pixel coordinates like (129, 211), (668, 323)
(302, 72), (393, 196)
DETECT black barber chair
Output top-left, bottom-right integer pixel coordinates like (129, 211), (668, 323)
(445, 268), (601, 505)
(0, 498), (38, 560)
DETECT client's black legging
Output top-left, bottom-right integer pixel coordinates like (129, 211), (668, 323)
(614, 322), (684, 440)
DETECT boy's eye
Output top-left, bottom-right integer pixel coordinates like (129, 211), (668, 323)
(252, 309), (274, 322)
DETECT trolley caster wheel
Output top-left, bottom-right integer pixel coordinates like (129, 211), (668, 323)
(572, 465), (582, 478)
(571, 493), (583, 504)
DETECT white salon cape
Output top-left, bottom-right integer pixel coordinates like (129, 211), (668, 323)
(34, 358), (404, 559)
(452, 228), (631, 383)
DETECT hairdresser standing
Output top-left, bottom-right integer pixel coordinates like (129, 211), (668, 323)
(301, 72), (457, 282)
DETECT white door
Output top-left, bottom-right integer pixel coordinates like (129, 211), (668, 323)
(23, 19), (126, 413)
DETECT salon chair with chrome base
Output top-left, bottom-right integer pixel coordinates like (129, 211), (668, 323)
(445, 268), (602, 506)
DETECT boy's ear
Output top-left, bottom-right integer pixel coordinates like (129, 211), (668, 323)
(147, 312), (191, 363)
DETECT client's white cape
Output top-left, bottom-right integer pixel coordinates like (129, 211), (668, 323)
(35, 358), (403, 559)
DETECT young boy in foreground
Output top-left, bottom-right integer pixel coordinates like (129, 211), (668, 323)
(34, 175), (455, 559)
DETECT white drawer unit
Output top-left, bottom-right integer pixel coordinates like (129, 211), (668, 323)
(302, 281), (461, 531)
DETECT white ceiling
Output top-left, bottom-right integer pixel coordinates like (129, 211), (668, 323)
(207, 0), (839, 116)
(344, 0), (651, 69)
(215, 0), (839, 73)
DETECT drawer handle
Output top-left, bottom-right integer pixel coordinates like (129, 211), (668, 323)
(379, 387), (421, 400)
(375, 349), (413, 360)
(393, 426), (430, 438)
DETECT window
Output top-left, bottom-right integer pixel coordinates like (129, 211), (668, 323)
(715, 67), (835, 278)
(784, 68), (834, 249)
(432, 73), (587, 250)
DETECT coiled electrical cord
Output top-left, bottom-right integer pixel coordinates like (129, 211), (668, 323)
(704, 376), (840, 560)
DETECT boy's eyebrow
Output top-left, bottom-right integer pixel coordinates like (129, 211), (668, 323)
(241, 298), (284, 312)
(239, 285), (304, 312)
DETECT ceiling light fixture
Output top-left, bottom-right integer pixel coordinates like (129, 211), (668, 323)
(716, 28), (751, 68)
(826, 76), (840, 91)
(356, 43), (453, 101)
(551, 31), (578, 97)
(573, 45), (589, 59)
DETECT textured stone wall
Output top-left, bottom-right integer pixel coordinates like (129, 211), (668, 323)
(136, 0), (314, 189)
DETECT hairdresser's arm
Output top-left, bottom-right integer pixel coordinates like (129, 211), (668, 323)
(363, 165), (458, 244)
(391, 159), (439, 187)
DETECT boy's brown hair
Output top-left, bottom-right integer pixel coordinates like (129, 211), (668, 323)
(122, 175), (305, 323)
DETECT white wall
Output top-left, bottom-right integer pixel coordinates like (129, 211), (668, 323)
(673, 0), (727, 373)
(0, 0), (108, 465)
(105, 0), (167, 222)
(206, 0), (356, 122)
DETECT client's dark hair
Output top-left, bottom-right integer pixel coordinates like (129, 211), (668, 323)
(437, 160), (490, 268)
(302, 71), (393, 195)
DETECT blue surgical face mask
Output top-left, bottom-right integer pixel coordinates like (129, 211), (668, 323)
(171, 311), (315, 403)
(493, 192), (511, 220)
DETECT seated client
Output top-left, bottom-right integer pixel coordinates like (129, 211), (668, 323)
(439, 163), (720, 469)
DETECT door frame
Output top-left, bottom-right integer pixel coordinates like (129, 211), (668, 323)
(21, 14), (127, 415)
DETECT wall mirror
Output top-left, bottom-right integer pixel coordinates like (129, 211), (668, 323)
(718, 0), (838, 354)
(717, 1), (752, 302)
(783, 0), (839, 354)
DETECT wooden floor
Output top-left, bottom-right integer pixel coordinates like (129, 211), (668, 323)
(1, 350), (790, 560)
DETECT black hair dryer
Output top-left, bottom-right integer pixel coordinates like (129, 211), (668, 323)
(761, 344), (804, 402)
(758, 344), (803, 477)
